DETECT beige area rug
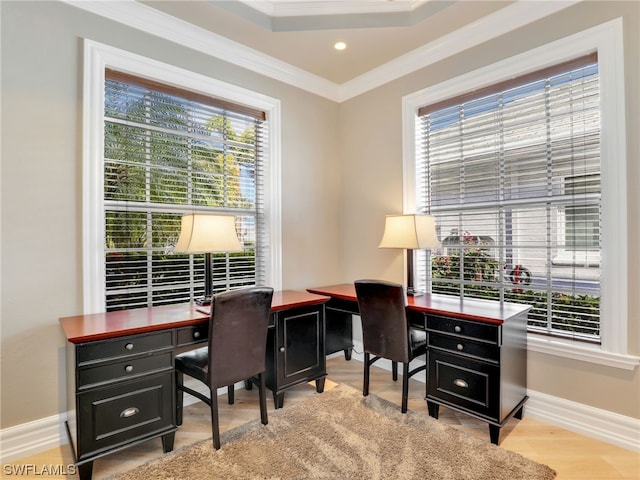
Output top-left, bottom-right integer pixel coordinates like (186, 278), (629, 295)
(114, 384), (556, 480)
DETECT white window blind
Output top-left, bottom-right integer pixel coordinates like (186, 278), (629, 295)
(416, 54), (601, 343)
(103, 70), (268, 310)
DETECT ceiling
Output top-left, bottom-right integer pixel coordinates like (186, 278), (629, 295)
(141, 0), (516, 84)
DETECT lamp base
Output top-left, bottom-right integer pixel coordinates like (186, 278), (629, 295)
(406, 287), (425, 297)
(195, 296), (212, 306)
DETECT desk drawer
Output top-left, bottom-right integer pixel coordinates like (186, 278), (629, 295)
(176, 324), (208, 347)
(76, 372), (174, 460)
(428, 351), (499, 421)
(426, 315), (500, 344)
(428, 332), (499, 363)
(77, 352), (173, 390)
(77, 331), (173, 364)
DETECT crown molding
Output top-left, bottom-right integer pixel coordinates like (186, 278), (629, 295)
(63, 0), (580, 102)
(238, 0), (427, 17)
(338, 0), (581, 101)
(227, 0), (452, 32)
(63, 0), (341, 101)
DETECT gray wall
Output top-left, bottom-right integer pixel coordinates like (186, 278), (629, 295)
(1, 0), (638, 432)
(339, 1), (640, 419)
(0, 1), (342, 428)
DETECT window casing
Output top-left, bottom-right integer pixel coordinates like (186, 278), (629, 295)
(402, 20), (633, 366)
(83, 40), (282, 314)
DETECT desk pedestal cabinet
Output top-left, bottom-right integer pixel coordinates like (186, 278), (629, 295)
(420, 311), (528, 444)
(309, 284), (530, 445)
(60, 292), (328, 480)
(65, 331), (177, 480)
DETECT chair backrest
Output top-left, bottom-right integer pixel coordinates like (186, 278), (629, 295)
(208, 286), (274, 388)
(354, 280), (409, 363)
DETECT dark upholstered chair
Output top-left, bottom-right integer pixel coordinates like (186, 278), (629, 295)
(175, 286), (274, 449)
(354, 280), (427, 413)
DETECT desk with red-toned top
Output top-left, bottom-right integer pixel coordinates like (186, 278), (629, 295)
(59, 290), (329, 480)
(307, 283), (531, 445)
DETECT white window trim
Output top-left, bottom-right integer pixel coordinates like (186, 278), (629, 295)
(83, 39), (282, 314)
(402, 19), (638, 368)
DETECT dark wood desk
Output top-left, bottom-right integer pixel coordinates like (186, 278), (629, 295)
(308, 283), (531, 445)
(60, 290), (329, 480)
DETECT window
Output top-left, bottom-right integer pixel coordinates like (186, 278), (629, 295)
(402, 20), (633, 366)
(84, 40), (282, 313)
(416, 55), (602, 343)
(103, 71), (267, 310)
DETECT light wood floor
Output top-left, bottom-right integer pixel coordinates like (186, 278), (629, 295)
(5, 356), (639, 480)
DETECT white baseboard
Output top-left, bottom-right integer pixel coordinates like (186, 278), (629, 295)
(0, 413), (69, 463)
(344, 342), (427, 384)
(1, 358), (638, 462)
(524, 389), (640, 452)
(0, 378), (229, 463)
(342, 343), (640, 452)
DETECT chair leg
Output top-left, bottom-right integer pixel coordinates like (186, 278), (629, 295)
(210, 387), (221, 450)
(363, 352), (370, 397)
(257, 372), (268, 426)
(175, 370), (184, 426)
(401, 362), (410, 413)
(227, 384), (234, 405)
(392, 361), (398, 381)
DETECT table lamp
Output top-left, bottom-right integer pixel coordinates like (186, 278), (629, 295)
(378, 214), (441, 296)
(174, 213), (243, 305)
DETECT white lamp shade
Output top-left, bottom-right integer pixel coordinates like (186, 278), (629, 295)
(378, 214), (441, 249)
(174, 214), (243, 253)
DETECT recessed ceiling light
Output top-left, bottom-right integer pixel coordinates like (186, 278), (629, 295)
(334, 41), (347, 51)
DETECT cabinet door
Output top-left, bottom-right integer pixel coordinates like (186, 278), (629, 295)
(276, 305), (325, 389)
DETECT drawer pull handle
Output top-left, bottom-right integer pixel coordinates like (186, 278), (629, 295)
(125, 343), (134, 351)
(456, 343), (464, 351)
(279, 347), (285, 353)
(454, 326), (462, 333)
(120, 407), (139, 418)
(453, 379), (468, 389)
(193, 331), (201, 339)
(125, 365), (134, 373)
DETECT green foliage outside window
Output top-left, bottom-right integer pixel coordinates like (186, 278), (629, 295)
(104, 76), (261, 310)
(431, 250), (600, 337)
